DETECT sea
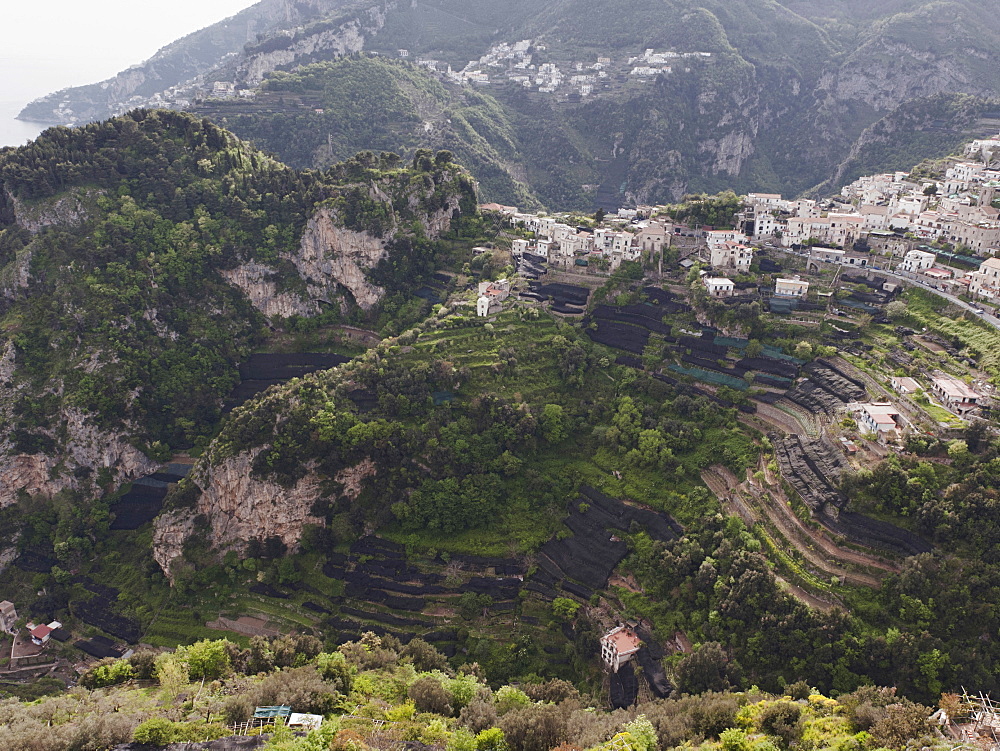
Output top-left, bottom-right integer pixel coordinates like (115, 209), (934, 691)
(0, 55), (130, 148)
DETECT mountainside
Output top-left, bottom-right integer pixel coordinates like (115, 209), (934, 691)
(0, 110), (476, 507)
(18, 0), (1000, 207)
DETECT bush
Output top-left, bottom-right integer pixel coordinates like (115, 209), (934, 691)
(80, 658), (135, 689)
(133, 717), (176, 745)
(410, 676), (453, 715)
(758, 702), (802, 748)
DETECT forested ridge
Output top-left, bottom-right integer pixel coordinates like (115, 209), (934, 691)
(0, 110), (476, 454)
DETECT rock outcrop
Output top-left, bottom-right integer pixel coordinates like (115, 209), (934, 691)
(0, 408), (157, 508)
(290, 211), (388, 310)
(220, 262), (319, 318)
(152, 450), (329, 578)
(7, 187), (101, 233)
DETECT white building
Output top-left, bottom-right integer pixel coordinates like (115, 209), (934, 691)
(704, 277), (735, 298)
(899, 249), (937, 273)
(891, 376), (921, 395)
(600, 625), (642, 673)
(968, 257), (1000, 300)
(857, 404), (903, 440)
(774, 278), (809, 297)
(931, 375), (981, 416)
(710, 243), (753, 272)
(0, 600), (16, 634)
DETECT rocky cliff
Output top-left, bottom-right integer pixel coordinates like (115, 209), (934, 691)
(290, 210), (388, 310)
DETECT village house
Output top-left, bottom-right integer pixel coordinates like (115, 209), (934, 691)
(810, 247), (846, 264)
(476, 279), (511, 317)
(931, 375), (981, 416)
(0, 600), (17, 633)
(710, 242), (753, 272)
(706, 229), (748, 249)
(899, 249), (936, 273)
(891, 376), (921, 395)
(774, 277), (809, 297)
(600, 625), (642, 673)
(29, 620), (62, 646)
(857, 404), (904, 440)
(704, 277), (735, 298)
(968, 257), (1000, 300)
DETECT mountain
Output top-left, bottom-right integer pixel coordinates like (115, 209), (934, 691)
(0, 109), (476, 508)
(18, 0), (1000, 207)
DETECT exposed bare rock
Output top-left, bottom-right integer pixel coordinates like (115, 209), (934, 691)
(336, 457), (377, 500)
(236, 3), (392, 86)
(288, 209), (388, 310)
(7, 187), (102, 233)
(152, 450), (325, 576)
(152, 509), (198, 580)
(220, 262), (319, 318)
(0, 407), (157, 508)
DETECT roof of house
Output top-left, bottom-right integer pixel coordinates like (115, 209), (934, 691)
(705, 277), (734, 286)
(932, 376), (980, 400)
(776, 278), (808, 287)
(30, 624), (52, 639)
(893, 377), (920, 391)
(602, 626), (642, 655)
(254, 706), (293, 720)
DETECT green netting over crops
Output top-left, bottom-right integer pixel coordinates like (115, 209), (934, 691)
(761, 345), (805, 364)
(668, 364), (749, 390)
(714, 336), (750, 349)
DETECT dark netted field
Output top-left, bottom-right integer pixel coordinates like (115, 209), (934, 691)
(586, 320), (650, 354)
(534, 487), (681, 591)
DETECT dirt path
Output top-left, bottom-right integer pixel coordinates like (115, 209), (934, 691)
(704, 464), (891, 590)
(754, 461), (898, 576)
(775, 576), (838, 613)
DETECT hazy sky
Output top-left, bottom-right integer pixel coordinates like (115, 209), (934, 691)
(2, 0), (258, 93)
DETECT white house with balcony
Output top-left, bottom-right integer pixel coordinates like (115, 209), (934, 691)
(774, 278), (809, 297)
(899, 249), (937, 273)
(704, 277), (735, 298)
(600, 625), (642, 673)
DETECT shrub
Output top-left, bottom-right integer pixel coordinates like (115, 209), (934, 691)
(495, 685), (531, 715)
(133, 717), (176, 745)
(80, 658), (135, 689)
(758, 702), (802, 748)
(410, 676), (453, 715)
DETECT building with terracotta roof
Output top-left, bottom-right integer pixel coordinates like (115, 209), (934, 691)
(600, 625), (642, 673)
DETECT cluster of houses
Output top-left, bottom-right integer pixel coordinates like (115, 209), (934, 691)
(737, 146), (1000, 254)
(476, 278), (512, 317)
(845, 371), (983, 443)
(417, 39), (711, 98)
(484, 204), (666, 269)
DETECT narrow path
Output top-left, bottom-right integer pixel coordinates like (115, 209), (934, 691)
(775, 576), (837, 613)
(755, 461), (898, 575)
(705, 463), (890, 590)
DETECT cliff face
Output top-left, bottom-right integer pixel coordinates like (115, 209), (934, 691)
(236, 3), (393, 86)
(152, 451), (378, 578)
(0, 406), (158, 509)
(6, 187), (101, 233)
(220, 262), (320, 318)
(290, 210), (388, 310)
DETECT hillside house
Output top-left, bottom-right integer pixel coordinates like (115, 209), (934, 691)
(931, 375), (981, 416)
(811, 247), (846, 264)
(857, 404), (903, 440)
(968, 257), (1000, 300)
(891, 376), (921, 395)
(704, 277), (735, 298)
(29, 621), (61, 646)
(774, 278), (809, 297)
(601, 625), (642, 673)
(0, 600), (16, 633)
(710, 243), (753, 272)
(899, 249), (936, 273)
